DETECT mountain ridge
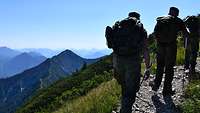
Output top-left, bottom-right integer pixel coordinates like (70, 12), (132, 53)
(16, 55), (112, 113)
(0, 52), (47, 78)
(0, 49), (99, 113)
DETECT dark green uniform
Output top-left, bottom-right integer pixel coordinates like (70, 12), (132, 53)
(113, 54), (141, 113)
(153, 12), (188, 95)
(106, 11), (149, 113)
(184, 16), (200, 72)
(113, 26), (147, 113)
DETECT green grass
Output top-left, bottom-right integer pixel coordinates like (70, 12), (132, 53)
(54, 79), (121, 113)
(176, 36), (186, 65)
(181, 80), (200, 113)
(176, 47), (185, 65)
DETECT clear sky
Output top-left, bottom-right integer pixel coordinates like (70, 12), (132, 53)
(0, 0), (199, 49)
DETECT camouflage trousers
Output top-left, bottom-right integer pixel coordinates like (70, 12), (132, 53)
(113, 53), (141, 113)
(185, 36), (199, 70)
(154, 42), (177, 92)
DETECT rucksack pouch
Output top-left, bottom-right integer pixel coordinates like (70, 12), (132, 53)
(105, 26), (114, 48)
(111, 17), (143, 55)
(155, 16), (179, 43)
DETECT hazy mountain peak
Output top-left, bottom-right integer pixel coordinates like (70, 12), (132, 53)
(57, 49), (81, 58)
(19, 48), (63, 58)
(0, 46), (9, 49)
(61, 49), (75, 54)
(0, 52), (47, 78)
(27, 51), (44, 57)
(0, 47), (16, 52)
(0, 47), (21, 58)
(18, 52), (32, 57)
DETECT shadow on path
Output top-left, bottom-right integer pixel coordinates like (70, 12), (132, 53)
(191, 71), (200, 80)
(152, 94), (181, 113)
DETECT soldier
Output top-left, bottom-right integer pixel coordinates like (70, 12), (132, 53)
(152, 7), (189, 96)
(184, 15), (200, 74)
(105, 12), (151, 113)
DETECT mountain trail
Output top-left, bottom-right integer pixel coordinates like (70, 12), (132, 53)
(113, 61), (200, 113)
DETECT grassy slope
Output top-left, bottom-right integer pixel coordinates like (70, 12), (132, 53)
(54, 79), (120, 113)
(181, 80), (200, 113)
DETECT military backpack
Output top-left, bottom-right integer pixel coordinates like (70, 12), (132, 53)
(105, 17), (144, 56)
(184, 16), (199, 34)
(155, 15), (180, 43)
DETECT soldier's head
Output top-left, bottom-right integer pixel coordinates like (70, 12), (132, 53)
(168, 7), (179, 17)
(128, 12), (140, 20)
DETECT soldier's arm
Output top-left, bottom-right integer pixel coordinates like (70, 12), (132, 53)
(175, 17), (189, 47)
(179, 19), (189, 41)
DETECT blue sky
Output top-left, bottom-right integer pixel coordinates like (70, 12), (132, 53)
(0, 0), (199, 49)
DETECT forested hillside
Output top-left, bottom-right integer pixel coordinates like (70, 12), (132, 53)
(16, 55), (115, 113)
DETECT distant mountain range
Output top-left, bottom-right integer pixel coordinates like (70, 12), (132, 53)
(0, 46), (111, 58)
(0, 47), (47, 78)
(72, 48), (112, 59)
(0, 49), (99, 113)
(0, 47), (21, 58)
(0, 47), (21, 65)
(19, 48), (63, 58)
(0, 47), (111, 78)
(1, 52), (46, 78)
(20, 48), (112, 58)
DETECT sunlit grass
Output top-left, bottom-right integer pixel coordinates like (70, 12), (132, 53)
(176, 47), (185, 65)
(54, 79), (121, 113)
(181, 80), (200, 113)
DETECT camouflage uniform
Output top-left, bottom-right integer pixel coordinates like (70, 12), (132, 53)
(184, 16), (200, 72)
(113, 54), (141, 113)
(153, 7), (188, 96)
(111, 12), (149, 113)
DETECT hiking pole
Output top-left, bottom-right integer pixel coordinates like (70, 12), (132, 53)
(184, 35), (188, 51)
(142, 59), (153, 85)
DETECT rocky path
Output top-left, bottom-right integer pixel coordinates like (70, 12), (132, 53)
(113, 63), (198, 113)
(132, 65), (188, 113)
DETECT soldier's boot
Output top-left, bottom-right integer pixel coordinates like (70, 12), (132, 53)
(162, 89), (175, 97)
(163, 79), (175, 97)
(151, 83), (159, 92)
(149, 79), (160, 92)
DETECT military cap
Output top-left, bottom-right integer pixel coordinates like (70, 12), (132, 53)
(168, 7), (179, 17)
(128, 12), (140, 20)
